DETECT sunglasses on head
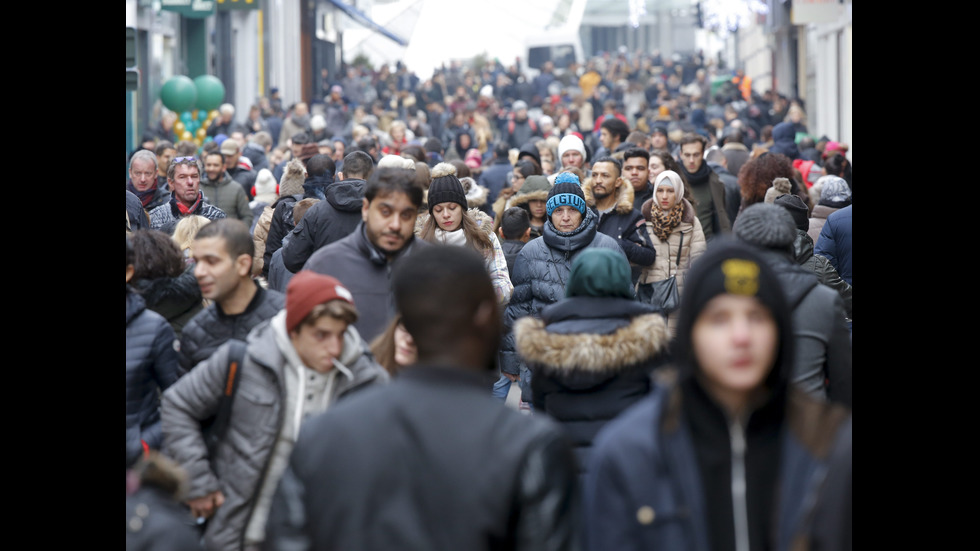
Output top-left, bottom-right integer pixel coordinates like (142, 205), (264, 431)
(172, 156), (197, 164)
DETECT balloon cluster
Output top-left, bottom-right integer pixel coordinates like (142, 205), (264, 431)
(160, 75), (226, 148)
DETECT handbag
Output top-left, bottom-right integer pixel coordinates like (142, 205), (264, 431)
(636, 231), (683, 315)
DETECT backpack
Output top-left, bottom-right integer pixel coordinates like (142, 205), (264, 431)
(507, 115), (537, 136)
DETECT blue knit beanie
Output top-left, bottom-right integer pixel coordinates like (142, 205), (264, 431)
(546, 181), (587, 216)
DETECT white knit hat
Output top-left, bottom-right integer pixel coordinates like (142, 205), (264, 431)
(557, 134), (586, 166)
(253, 169), (278, 203)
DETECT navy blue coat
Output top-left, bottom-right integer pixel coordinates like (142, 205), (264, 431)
(126, 289), (181, 468)
(583, 377), (852, 551)
(814, 205), (852, 285)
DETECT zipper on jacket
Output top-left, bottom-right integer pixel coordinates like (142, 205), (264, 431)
(729, 415), (750, 551)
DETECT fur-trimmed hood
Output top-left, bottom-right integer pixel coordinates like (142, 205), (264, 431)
(461, 178), (489, 208)
(640, 196), (697, 224)
(582, 175), (635, 215)
(514, 306), (669, 375)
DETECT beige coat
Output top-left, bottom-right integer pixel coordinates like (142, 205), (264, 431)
(637, 198), (707, 337)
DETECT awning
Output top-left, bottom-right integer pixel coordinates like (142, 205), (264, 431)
(327, 0), (409, 46)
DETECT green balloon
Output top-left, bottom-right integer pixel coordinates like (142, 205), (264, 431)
(160, 76), (197, 113)
(194, 75), (226, 112)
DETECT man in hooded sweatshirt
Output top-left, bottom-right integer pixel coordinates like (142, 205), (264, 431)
(281, 150), (375, 273)
(583, 239), (852, 551)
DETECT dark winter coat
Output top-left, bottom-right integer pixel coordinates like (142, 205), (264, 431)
(768, 122), (801, 160)
(479, 158), (514, 207)
(679, 163), (732, 239)
(227, 165), (258, 201)
(162, 318), (387, 551)
(126, 289), (181, 468)
(281, 179), (365, 273)
(126, 486), (204, 551)
(814, 205), (852, 285)
(177, 282), (285, 375)
(500, 208), (626, 387)
(302, 221), (430, 342)
(708, 160), (741, 226)
(501, 239), (526, 274)
(516, 297), (670, 476)
(262, 364), (579, 551)
(759, 248), (852, 407)
(128, 180), (173, 212)
(582, 177), (656, 284)
(583, 371), (852, 551)
(127, 190), (150, 232)
(131, 264), (205, 339)
(261, 193), (304, 279)
(149, 192), (227, 236)
(790, 229), (852, 321)
(201, 171), (254, 227)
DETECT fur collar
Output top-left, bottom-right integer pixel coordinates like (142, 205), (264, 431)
(583, 176), (635, 215)
(514, 313), (669, 374)
(641, 197), (696, 224)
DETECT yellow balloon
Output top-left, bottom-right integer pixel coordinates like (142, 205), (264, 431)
(202, 119), (210, 130)
(181, 131), (194, 142)
(174, 121), (186, 135)
(209, 110), (219, 120)
(196, 127), (207, 139)
(192, 109), (199, 120)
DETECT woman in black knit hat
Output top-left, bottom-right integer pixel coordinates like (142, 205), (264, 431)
(417, 162), (513, 306)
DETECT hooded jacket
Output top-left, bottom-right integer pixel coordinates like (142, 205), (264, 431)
(493, 175), (552, 237)
(768, 122), (801, 160)
(201, 171), (254, 228)
(301, 221), (430, 343)
(583, 241), (852, 551)
(281, 178), (366, 273)
(126, 289), (180, 468)
(582, 175), (655, 283)
(499, 208), (626, 388)
(161, 314), (388, 551)
(813, 205), (852, 286)
(757, 247), (852, 406)
(515, 296), (670, 476)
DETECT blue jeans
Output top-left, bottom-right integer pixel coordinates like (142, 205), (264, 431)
(492, 373), (512, 401)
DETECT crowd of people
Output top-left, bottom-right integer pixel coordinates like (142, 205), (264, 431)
(127, 49), (852, 551)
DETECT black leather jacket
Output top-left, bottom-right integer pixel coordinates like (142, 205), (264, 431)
(790, 230), (852, 320)
(262, 364), (581, 551)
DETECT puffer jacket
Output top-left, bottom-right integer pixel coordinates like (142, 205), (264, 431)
(201, 172), (254, 227)
(161, 317), (388, 551)
(637, 197), (707, 337)
(516, 296), (670, 476)
(759, 249), (852, 407)
(126, 289), (180, 468)
(500, 208), (626, 394)
(582, 175), (656, 283)
(131, 264), (204, 339)
(790, 229), (852, 321)
(177, 281), (285, 375)
(281, 179), (365, 273)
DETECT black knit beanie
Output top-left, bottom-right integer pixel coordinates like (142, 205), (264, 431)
(427, 162), (467, 215)
(773, 193), (810, 232)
